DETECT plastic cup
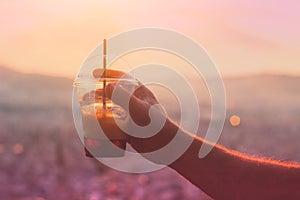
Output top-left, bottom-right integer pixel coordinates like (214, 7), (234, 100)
(74, 77), (138, 157)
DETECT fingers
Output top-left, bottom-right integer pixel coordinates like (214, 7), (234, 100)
(105, 83), (132, 111)
(93, 68), (159, 105)
(133, 86), (159, 105)
(105, 83), (151, 126)
(93, 69), (133, 79)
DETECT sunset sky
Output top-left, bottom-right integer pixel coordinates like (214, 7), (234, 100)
(1, 0), (299, 78)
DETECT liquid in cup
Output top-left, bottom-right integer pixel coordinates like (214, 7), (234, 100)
(76, 79), (137, 157)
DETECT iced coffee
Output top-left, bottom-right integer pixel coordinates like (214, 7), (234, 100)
(77, 80), (127, 157)
(74, 77), (138, 157)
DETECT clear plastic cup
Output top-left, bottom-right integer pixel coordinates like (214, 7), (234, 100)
(74, 77), (138, 157)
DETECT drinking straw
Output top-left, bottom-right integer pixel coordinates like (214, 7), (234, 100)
(103, 39), (107, 109)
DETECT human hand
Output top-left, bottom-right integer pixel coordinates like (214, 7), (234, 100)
(93, 69), (179, 154)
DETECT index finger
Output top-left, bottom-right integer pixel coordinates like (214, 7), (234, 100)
(93, 69), (133, 79)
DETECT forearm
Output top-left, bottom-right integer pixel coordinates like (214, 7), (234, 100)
(103, 71), (300, 199)
(169, 128), (300, 199)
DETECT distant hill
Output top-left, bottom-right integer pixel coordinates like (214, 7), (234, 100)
(224, 74), (300, 113)
(1, 66), (299, 114)
(0, 66), (72, 111)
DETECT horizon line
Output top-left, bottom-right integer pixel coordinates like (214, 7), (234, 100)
(1, 65), (300, 80)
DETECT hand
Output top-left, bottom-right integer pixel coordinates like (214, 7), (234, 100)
(93, 69), (179, 153)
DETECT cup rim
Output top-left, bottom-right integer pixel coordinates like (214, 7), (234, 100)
(73, 78), (139, 88)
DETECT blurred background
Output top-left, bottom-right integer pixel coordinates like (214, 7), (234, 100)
(1, 0), (300, 199)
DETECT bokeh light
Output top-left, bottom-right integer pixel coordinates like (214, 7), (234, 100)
(12, 143), (24, 155)
(0, 144), (4, 154)
(229, 115), (241, 127)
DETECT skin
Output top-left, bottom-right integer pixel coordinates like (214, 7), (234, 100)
(93, 69), (300, 200)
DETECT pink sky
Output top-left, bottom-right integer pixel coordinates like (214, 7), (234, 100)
(0, 0), (299, 78)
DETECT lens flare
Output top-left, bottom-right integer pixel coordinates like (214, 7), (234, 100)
(230, 115), (241, 127)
